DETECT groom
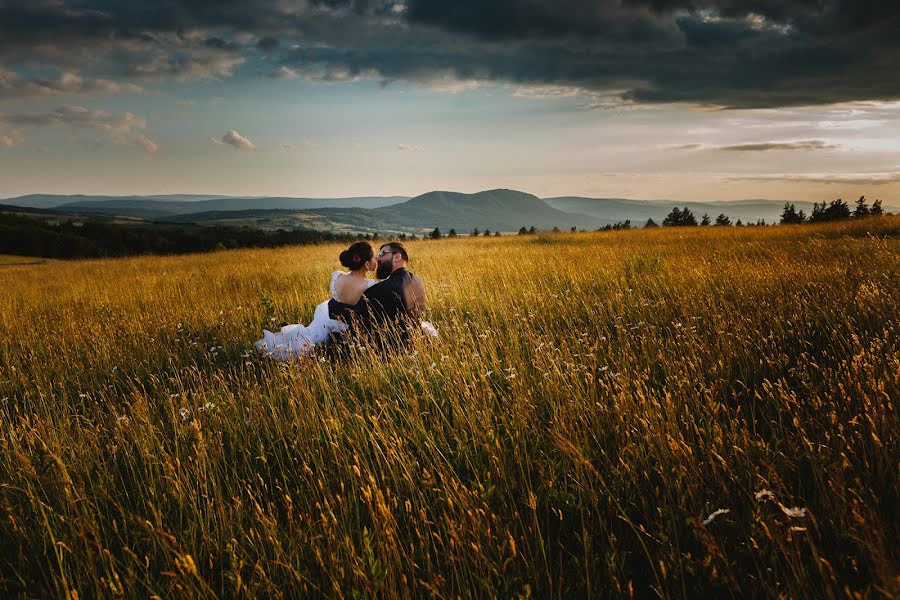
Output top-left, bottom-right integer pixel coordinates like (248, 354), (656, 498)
(331, 241), (426, 350)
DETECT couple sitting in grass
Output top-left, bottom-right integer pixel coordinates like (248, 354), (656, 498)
(255, 241), (436, 360)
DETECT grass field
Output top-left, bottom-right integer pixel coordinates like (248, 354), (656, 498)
(1, 218), (898, 598)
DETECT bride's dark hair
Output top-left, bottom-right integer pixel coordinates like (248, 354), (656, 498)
(339, 241), (374, 270)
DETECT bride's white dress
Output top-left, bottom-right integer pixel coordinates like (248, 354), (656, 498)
(255, 271), (439, 361)
(255, 271), (374, 361)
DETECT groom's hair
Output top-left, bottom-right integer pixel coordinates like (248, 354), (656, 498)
(382, 242), (409, 261)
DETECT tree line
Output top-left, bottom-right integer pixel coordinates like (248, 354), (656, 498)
(0, 213), (357, 260)
(779, 196), (884, 224)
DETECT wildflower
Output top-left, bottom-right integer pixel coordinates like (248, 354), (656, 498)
(179, 407), (190, 421)
(702, 508), (730, 526)
(202, 401), (216, 412)
(754, 489), (775, 501)
(781, 506), (807, 518)
(485, 370), (493, 377)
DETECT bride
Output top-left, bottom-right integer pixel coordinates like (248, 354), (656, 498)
(255, 241), (379, 360)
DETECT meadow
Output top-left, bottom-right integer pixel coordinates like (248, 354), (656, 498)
(0, 218), (897, 598)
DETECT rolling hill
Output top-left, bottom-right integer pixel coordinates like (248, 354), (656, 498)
(372, 189), (605, 232)
(1, 194), (409, 216)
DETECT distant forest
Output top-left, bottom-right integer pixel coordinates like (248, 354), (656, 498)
(0, 213), (357, 260)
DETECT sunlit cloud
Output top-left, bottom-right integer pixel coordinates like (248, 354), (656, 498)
(0, 105), (150, 148)
(0, 70), (143, 99)
(212, 129), (257, 150)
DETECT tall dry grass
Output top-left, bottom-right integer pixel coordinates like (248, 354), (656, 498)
(0, 218), (898, 598)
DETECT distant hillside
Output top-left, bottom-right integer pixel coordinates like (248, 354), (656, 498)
(544, 197), (899, 224)
(2, 194), (409, 215)
(77, 189), (608, 234)
(372, 189), (605, 232)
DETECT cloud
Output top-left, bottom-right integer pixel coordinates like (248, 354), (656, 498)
(732, 172), (900, 186)
(719, 140), (838, 151)
(1, 1), (900, 107)
(212, 129), (257, 150)
(0, 70), (143, 99)
(0, 128), (25, 147)
(134, 133), (159, 154)
(663, 140), (838, 151)
(397, 143), (423, 152)
(0, 105), (149, 146)
(0, 104), (160, 153)
(280, 143), (297, 152)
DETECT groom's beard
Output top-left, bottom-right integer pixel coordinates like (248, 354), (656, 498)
(376, 261), (393, 279)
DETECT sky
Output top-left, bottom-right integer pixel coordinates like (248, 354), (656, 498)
(1, 0), (899, 202)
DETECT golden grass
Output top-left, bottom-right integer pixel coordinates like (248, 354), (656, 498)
(1, 218), (898, 598)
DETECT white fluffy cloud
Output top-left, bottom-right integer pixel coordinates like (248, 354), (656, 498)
(212, 129), (257, 150)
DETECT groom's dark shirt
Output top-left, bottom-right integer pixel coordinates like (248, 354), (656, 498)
(328, 267), (425, 347)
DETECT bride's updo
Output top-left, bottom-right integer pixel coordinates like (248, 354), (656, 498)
(339, 241), (374, 270)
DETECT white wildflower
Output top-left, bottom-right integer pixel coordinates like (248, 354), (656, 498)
(178, 407), (190, 421)
(702, 508), (731, 526)
(781, 506), (807, 518)
(755, 489), (776, 501)
(485, 370), (493, 377)
(202, 401), (216, 411)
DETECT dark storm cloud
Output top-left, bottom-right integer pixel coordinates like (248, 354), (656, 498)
(1, 0), (899, 107)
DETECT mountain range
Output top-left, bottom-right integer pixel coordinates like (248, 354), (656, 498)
(2, 190), (894, 234)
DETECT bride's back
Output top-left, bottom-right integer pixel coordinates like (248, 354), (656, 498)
(332, 271), (370, 306)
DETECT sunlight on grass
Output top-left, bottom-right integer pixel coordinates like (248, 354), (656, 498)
(1, 218), (898, 597)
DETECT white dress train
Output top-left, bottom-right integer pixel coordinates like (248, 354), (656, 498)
(254, 271), (370, 361)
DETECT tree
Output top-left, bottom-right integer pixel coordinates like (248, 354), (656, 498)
(471, 228), (480, 236)
(662, 206), (698, 227)
(448, 228), (458, 238)
(409, 233), (417, 240)
(853, 196), (870, 218)
(518, 226), (528, 235)
(780, 202), (804, 224)
(495, 231), (501, 237)
(529, 226), (537, 234)
(430, 227), (442, 239)
(735, 219), (743, 226)
(810, 199), (851, 223)
(571, 226), (577, 232)
(398, 232), (407, 240)
(871, 199), (884, 216)
(700, 213), (711, 226)
(483, 229), (491, 236)
(552, 226), (561, 233)
(714, 214), (731, 226)
(644, 218), (659, 228)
